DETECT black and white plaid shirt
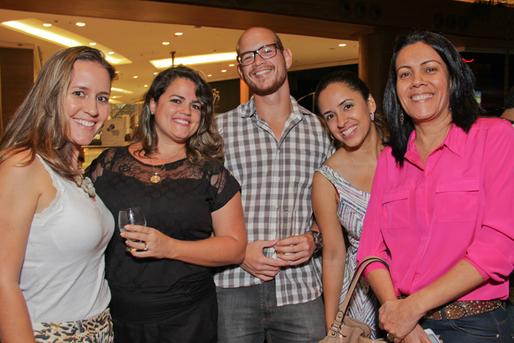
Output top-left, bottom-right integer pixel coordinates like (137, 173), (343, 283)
(214, 96), (334, 306)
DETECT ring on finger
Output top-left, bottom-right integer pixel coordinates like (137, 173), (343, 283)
(144, 242), (149, 251)
(387, 333), (394, 342)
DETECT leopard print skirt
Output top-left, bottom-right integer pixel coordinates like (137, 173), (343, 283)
(33, 308), (113, 342)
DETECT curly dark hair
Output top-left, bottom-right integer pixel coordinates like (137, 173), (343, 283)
(133, 65), (224, 165)
(383, 30), (481, 166)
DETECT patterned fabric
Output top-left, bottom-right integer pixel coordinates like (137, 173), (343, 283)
(214, 96), (334, 306)
(316, 165), (380, 338)
(33, 308), (114, 342)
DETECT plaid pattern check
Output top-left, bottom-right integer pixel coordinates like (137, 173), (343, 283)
(214, 96), (334, 306)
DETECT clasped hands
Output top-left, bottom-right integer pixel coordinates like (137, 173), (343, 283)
(379, 298), (437, 343)
(241, 233), (316, 281)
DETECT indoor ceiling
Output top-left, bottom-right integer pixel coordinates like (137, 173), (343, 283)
(0, 8), (359, 104)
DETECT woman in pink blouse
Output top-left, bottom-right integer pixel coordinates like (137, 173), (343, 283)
(357, 31), (514, 343)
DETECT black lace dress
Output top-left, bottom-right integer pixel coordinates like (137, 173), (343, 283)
(87, 146), (240, 343)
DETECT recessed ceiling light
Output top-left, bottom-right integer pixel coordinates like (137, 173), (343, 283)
(108, 51), (114, 55)
(76, 22), (86, 27)
(89, 42), (96, 46)
(207, 74), (212, 77)
(338, 43), (347, 47)
(221, 70), (227, 73)
(133, 76), (138, 79)
(229, 64), (235, 67)
(43, 23), (52, 27)
(174, 32), (183, 36)
(144, 85), (148, 87)
(162, 42), (170, 45)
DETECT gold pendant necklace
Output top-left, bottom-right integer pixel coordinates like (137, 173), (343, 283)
(149, 147), (185, 184)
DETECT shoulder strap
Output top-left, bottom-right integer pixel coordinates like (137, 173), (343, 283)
(327, 256), (389, 334)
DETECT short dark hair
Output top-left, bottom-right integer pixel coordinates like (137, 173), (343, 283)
(315, 70), (388, 146)
(383, 30), (481, 166)
(133, 65), (224, 164)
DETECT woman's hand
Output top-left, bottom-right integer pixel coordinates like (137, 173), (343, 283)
(379, 298), (424, 342)
(120, 224), (171, 259)
(400, 324), (436, 343)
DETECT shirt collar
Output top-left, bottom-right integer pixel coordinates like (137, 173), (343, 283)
(239, 95), (309, 121)
(405, 123), (466, 164)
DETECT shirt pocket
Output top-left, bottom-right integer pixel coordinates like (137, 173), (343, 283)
(382, 187), (411, 229)
(434, 177), (479, 223)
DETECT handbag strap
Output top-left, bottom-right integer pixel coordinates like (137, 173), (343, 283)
(327, 256), (389, 336)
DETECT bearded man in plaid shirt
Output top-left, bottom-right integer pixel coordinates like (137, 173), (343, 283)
(214, 27), (334, 343)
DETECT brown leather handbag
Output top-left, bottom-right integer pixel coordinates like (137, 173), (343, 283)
(319, 256), (388, 343)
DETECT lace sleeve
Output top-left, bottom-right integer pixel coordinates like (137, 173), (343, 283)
(85, 148), (116, 182)
(210, 163), (241, 212)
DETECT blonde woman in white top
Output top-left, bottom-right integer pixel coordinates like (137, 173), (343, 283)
(0, 46), (116, 343)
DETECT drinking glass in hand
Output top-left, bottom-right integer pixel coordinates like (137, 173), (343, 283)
(118, 207), (146, 251)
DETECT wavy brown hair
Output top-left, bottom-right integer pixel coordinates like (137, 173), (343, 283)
(133, 65), (224, 165)
(0, 46), (116, 181)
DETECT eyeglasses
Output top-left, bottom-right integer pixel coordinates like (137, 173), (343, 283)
(237, 44), (283, 66)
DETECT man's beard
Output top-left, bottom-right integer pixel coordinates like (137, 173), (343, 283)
(243, 66), (287, 96)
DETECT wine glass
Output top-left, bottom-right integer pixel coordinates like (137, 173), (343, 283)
(118, 207), (146, 251)
(274, 208), (297, 258)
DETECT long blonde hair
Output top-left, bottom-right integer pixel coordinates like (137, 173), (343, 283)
(0, 46), (115, 181)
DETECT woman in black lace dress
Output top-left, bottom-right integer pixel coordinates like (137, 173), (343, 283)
(87, 66), (247, 343)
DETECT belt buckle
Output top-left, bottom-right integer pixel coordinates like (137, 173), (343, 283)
(445, 301), (467, 320)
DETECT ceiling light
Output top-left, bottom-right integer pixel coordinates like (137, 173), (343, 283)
(150, 52), (237, 69)
(174, 32), (183, 36)
(221, 70), (227, 73)
(43, 23), (52, 27)
(89, 42), (97, 46)
(162, 42), (170, 45)
(133, 76), (138, 79)
(339, 43), (347, 47)
(144, 85), (148, 87)
(207, 74), (212, 77)
(1, 19), (131, 65)
(76, 22), (86, 27)
(108, 51), (114, 55)
(153, 72), (158, 75)
(111, 87), (133, 94)
(229, 64), (235, 67)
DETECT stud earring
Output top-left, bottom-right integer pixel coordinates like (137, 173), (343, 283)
(370, 111), (375, 121)
(151, 111), (154, 116)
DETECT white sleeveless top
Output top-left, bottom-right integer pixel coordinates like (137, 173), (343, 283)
(19, 155), (114, 322)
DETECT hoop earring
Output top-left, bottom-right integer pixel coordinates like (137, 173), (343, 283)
(370, 111), (375, 121)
